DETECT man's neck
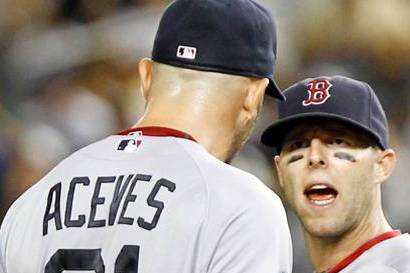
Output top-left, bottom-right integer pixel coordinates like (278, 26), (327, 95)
(305, 211), (392, 273)
(133, 113), (236, 162)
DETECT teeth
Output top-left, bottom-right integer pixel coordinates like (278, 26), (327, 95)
(310, 184), (328, 190)
(311, 198), (334, 206)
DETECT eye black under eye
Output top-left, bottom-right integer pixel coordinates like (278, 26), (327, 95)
(287, 154), (303, 164)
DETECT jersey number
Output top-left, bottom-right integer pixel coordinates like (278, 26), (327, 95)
(45, 245), (140, 273)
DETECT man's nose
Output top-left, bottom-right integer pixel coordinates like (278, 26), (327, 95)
(307, 138), (327, 168)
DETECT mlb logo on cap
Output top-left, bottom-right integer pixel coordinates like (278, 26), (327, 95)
(177, 45), (197, 60)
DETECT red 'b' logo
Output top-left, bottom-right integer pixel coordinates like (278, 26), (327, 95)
(302, 79), (332, 106)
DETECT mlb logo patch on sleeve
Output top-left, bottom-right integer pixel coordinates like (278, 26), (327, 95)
(117, 139), (141, 152)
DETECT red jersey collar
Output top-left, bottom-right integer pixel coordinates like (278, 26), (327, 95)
(327, 230), (402, 273)
(118, 126), (198, 143)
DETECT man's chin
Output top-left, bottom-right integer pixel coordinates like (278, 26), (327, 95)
(300, 217), (348, 239)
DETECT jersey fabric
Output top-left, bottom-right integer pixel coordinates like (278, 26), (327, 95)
(0, 126), (292, 273)
(321, 231), (410, 273)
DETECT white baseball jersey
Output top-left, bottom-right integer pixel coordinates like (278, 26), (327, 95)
(322, 231), (410, 273)
(0, 127), (292, 273)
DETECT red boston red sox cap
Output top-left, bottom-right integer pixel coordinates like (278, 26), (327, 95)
(261, 75), (389, 153)
(151, 0), (285, 100)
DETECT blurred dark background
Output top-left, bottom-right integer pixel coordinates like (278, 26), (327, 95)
(0, 0), (409, 272)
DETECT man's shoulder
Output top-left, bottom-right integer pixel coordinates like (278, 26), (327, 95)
(388, 234), (410, 271)
(345, 233), (410, 273)
(375, 233), (410, 256)
(174, 139), (259, 181)
(199, 161), (283, 218)
(195, 155), (276, 198)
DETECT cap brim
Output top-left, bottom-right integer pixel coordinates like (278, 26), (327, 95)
(266, 79), (285, 101)
(261, 112), (386, 152)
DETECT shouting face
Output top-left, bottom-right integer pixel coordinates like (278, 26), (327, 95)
(275, 120), (384, 238)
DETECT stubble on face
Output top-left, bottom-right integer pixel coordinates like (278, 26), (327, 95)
(224, 117), (257, 164)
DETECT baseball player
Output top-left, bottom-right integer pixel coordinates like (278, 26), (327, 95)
(261, 76), (410, 273)
(0, 1), (292, 273)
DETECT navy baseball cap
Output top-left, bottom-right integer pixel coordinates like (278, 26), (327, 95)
(151, 0), (284, 100)
(261, 75), (389, 152)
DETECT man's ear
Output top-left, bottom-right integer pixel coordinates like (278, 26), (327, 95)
(274, 155), (284, 189)
(374, 149), (396, 185)
(243, 78), (269, 119)
(138, 58), (154, 100)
